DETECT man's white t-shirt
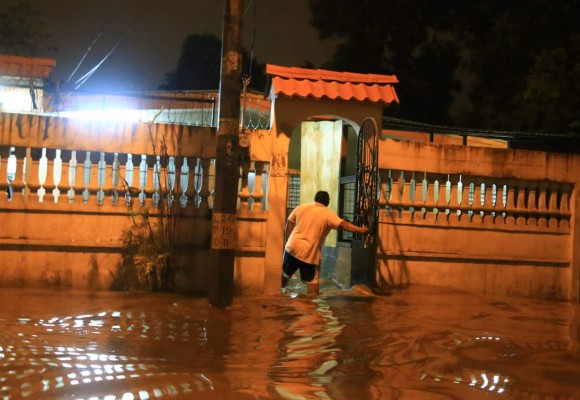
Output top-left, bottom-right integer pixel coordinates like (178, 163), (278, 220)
(285, 202), (343, 265)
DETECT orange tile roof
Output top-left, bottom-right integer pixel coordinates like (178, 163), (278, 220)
(266, 64), (399, 105)
(0, 55), (56, 79)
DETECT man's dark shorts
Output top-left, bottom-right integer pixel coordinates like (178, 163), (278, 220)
(283, 251), (317, 282)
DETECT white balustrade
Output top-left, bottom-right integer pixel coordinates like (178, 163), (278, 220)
(125, 153), (134, 205)
(0, 145), (271, 213)
(38, 148), (48, 202)
(179, 157), (190, 208)
(167, 156), (176, 207)
(97, 152), (106, 205)
(5, 147), (17, 201)
(82, 151), (92, 204)
(138, 154), (148, 206)
(238, 158), (251, 211)
(253, 161), (267, 211)
(193, 158), (203, 208)
(152, 155), (161, 207)
(379, 168), (572, 231)
(408, 171), (416, 219)
(112, 153), (120, 205)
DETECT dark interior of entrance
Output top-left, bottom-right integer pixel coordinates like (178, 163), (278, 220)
(286, 120), (359, 289)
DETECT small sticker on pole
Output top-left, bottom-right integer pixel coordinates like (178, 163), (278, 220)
(270, 154), (288, 177)
(211, 212), (237, 249)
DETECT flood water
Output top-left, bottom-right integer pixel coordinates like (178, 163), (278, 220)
(1, 283), (580, 400)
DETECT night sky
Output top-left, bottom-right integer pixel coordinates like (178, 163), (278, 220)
(7, 0), (337, 92)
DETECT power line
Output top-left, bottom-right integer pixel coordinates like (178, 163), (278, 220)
(74, 30), (129, 90)
(68, 0), (153, 90)
(66, 32), (103, 84)
(66, 11), (116, 85)
(247, 0), (256, 76)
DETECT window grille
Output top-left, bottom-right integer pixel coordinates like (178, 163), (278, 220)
(287, 171), (301, 218)
(339, 176), (356, 242)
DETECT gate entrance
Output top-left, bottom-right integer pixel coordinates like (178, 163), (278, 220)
(284, 118), (381, 291)
(352, 117), (379, 287)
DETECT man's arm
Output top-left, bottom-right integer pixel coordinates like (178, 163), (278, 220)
(338, 220), (369, 235)
(285, 220), (296, 241)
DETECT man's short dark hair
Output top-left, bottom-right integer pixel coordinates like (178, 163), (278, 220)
(314, 191), (330, 206)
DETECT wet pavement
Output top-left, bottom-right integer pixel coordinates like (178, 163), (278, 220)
(1, 282), (580, 399)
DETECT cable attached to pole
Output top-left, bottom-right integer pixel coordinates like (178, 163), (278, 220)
(69, 0), (153, 91)
(66, 32), (103, 84)
(239, 0), (256, 146)
(74, 30), (129, 90)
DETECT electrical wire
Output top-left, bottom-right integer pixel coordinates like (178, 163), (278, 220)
(66, 10), (116, 85)
(66, 32), (103, 84)
(74, 30), (129, 90)
(243, 0), (254, 15)
(241, 0), (257, 131)
(244, 0), (256, 76)
(71, 0), (153, 91)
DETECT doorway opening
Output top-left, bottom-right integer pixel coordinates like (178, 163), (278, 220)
(285, 118), (359, 292)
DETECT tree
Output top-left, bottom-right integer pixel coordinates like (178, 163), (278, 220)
(0, 1), (52, 56)
(160, 34), (222, 91)
(456, 0), (580, 135)
(308, 0), (580, 136)
(520, 44), (580, 135)
(309, 0), (463, 124)
(160, 33), (266, 93)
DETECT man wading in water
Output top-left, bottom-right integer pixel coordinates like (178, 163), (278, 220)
(282, 190), (369, 294)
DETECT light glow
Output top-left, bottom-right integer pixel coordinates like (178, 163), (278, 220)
(55, 109), (144, 123)
(0, 87), (37, 112)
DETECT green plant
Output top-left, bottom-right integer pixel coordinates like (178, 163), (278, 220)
(110, 121), (180, 292)
(117, 207), (174, 291)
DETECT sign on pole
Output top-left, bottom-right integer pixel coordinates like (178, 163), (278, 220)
(211, 212), (237, 249)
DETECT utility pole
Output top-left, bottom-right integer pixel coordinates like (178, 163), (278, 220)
(209, 0), (244, 309)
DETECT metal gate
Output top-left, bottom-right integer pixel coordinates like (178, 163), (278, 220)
(351, 117), (379, 286)
(354, 118), (379, 241)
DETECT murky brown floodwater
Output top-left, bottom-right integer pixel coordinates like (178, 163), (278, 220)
(1, 283), (580, 400)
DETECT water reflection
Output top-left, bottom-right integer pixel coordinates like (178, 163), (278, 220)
(1, 286), (580, 399)
(270, 296), (344, 399)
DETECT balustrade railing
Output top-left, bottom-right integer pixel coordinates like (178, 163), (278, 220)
(379, 169), (572, 231)
(0, 145), (269, 213)
(237, 158), (268, 213)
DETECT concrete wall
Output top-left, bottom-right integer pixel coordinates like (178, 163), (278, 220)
(5, 110), (578, 302)
(0, 113), (270, 295)
(375, 139), (580, 301)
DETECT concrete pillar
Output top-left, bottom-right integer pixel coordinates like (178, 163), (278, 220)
(300, 120), (342, 246)
(262, 125), (290, 295)
(570, 185), (580, 302)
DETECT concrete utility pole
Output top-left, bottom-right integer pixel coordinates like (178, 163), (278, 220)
(209, 0), (244, 309)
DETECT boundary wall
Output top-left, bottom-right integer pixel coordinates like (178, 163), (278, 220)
(0, 113), (269, 294)
(376, 138), (580, 301)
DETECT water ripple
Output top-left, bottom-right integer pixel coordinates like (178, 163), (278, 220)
(1, 287), (580, 399)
